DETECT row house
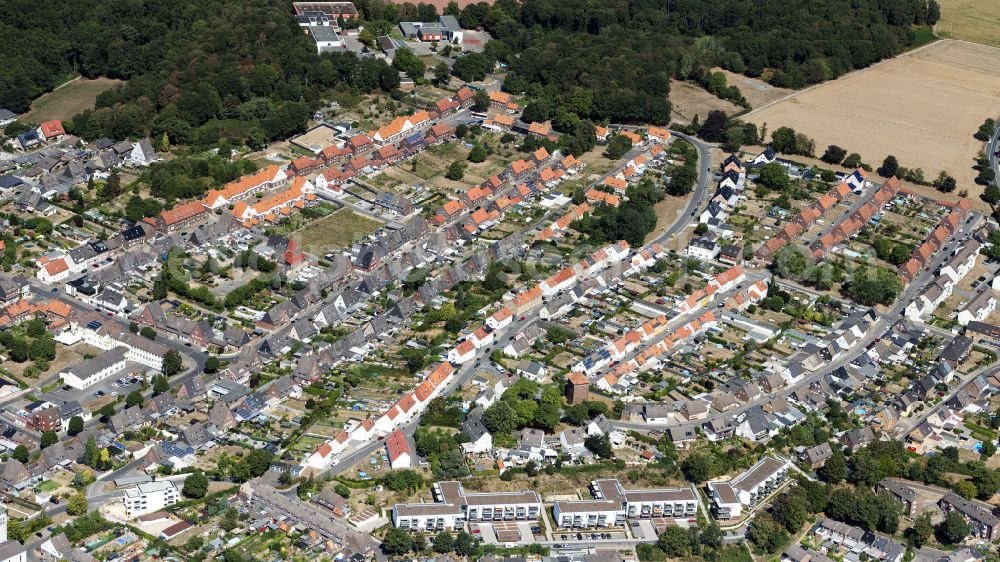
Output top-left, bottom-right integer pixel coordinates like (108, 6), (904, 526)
(938, 493), (999, 541)
(202, 165), (287, 210)
(231, 177), (316, 226)
(369, 110), (431, 144)
(812, 177), (901, 259)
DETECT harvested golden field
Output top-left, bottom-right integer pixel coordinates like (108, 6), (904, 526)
(668, 80), (740, 123)
(24, 77), (122, 123)
(744, 40), (1000, 199)
(935, 0), (1000, 47)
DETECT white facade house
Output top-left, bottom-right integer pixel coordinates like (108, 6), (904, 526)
(684, 238), (720, 260)
(957, 290), (997, 326)
(122, 480), (179, 518)
(0, 542), (26, 562)
(36, 259), (71, 284)
(940, 243), (980, 284)
(59, 347), (128, 390)
(753, 147), (777, 165)
(386, 429), (412, 469)
(447, 340), (476, 364)
(905, 278), (952, 321)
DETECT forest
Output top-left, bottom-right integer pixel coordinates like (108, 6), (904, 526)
(1, 0), (939, 146)
(0, 0), (399, 146)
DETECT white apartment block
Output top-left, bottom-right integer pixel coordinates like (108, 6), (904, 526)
(73, 315), (169, 372)
(709, 456), (791, 519)
(392, 481), (542, 532)
(552, 479), (698, 529)
(940, 243), (980, 284)
(60, 346), (127, 389)
(122, 480), (179, 518)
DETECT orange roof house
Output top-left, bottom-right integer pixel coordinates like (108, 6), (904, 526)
(442, 199), (465, 216)
(484, 114), (514, 129)
(620, 130), (642, 145)
(470, 208), (490, 225)
(157, 200), (207, 230)
(455, 87), (475, 104)
(604, 176), (628, 192)
(510, 159), (534, 177)
(39, 120), (65, 139)
(320, 145), (352, 162)
(816, 194), (838, 212)
(488, 91), (512, 105)
(434, 98), (460, 115)
(647, 127), (671, 142)
(41, 259), (69, 278)
(527, 122), (552, 137)
(560, 155), (581, 172)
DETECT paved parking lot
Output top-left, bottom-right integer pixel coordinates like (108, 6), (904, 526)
(41, 365), (144, 405)
(473, 521), (541, 546)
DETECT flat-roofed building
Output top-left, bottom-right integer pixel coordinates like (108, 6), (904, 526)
(709, 456), (791, 519)
(552, 479), (698, 528)
(392, 481), (542, 532)
(122, 480), (179, 518)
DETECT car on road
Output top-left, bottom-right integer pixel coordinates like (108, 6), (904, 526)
(50, 288), (58, 293)
(61, 385), (71, 391)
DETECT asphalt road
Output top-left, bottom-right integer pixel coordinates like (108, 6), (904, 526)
(650, 131), (714, 245)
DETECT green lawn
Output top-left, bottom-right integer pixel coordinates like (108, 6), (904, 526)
(297, 209), (382, 253)
(37, 480), (59, 492)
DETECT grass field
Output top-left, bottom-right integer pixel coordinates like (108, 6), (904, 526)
(744, 40), (1000, 201)
(935, 0), (1000, 47)
(297, 208), (382, 253)
(669, 80), (740, 124)
(24, 77), (123, 123)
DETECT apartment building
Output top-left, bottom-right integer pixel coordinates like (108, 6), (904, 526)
(392, 481), (542, 531)
(122, 480), (179, 518)
(73, 314), (170, 371)
(552, 479), (698, 529)
(938, 492), (1000, 541)
(59, 346), (127, 389)
(708, 456), (791, 519)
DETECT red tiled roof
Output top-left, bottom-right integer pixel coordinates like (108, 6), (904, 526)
(159, 201), (206, 225)
(385, 429), (411, 462)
